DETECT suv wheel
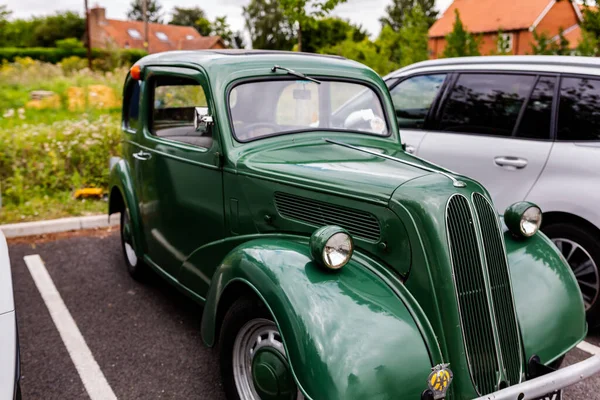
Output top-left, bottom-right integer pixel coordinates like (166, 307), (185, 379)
(120, 209), (146, 280)
(219, 296), (304, 400)
(543, 222), (600, 327)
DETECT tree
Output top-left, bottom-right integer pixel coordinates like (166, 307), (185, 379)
(320, 34), (399, 75)
(531, 29), (570, 55)
(169, 7), (210, 35)
(380, 0), (438, 31)
(31, 11), (85, 47)
(301, 17), (367, 53)
(212, 16), (234, 47)
(243, 0), (295, 50)
(442, 10), (480, 58)
(127, 0), (163, 23)
(279, 0), (348, 52)
(397, 5), (429, 66)
(579, 0), (600, 56)
(0, 5), (10, 22)
(232, 32), (246, 49)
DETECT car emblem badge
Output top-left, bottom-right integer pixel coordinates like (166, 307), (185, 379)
(427, 363), (453, 399)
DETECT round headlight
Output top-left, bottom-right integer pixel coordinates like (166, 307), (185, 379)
(505, 202), (542, 238)
(310, 226), (353, 270)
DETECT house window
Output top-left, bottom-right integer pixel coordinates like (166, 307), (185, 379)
(156, 32), (168, 42)
(186, 35), (194, 40)
(128, 29), (142, 40)
(498, 33), (514, 53)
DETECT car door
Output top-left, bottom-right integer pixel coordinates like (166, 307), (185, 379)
(387, 73), (449, 154)
(416, 72), (556, 212)
(137, 66), (225, 278)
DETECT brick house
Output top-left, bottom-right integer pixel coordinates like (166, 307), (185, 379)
(88, 6), (225, 54)
(428, 0), (583, 58)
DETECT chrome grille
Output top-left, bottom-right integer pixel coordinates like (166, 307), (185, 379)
(447, 195), (499, 395)
(473, 193), (522, 386)
(274, 192), (381, 241)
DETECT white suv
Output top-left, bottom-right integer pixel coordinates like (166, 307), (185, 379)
(386, 56), (600, 325)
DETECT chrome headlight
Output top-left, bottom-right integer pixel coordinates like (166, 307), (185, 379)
(310, 226), (353, 270)
(505, 202), (542, 238)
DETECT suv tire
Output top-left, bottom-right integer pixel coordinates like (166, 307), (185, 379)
(543, 222), (600, 328)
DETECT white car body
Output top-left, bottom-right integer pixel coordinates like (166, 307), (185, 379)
(385, 56), (600, 232)
(0, 230), (19, 399)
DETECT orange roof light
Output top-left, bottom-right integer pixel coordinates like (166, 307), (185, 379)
(130, 65), (142, 80)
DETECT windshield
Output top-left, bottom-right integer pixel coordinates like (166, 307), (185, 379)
(229, 79), (389, 141)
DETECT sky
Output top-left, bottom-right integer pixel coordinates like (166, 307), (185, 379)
(1, 0), (455, 38)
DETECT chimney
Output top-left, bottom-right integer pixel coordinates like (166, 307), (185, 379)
(89, 6), (107, 26)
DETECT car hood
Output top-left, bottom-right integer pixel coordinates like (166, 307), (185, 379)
(0, 231), (15, 315)
(235, 138), (432, 203)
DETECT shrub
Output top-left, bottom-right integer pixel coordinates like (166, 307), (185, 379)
(0, 47), (147, 66)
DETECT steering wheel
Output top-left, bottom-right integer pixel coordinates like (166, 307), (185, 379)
(239, 122), (281, 139)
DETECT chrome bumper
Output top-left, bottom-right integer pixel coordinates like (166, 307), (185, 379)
(473, 354), (600, 400)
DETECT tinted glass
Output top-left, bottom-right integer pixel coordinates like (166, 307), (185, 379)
(126, 81), (140, 130)
(151, 77), (212, 148)
(440, 74), (535, 137)
(558, 77), (600, 141)
(389, 74), (446, 129)
(230, 80), (388, 142)
(515, 76), (555, 140)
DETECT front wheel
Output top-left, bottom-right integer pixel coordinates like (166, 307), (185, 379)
(219, 297), (304, 400)
(543, 222), (600, 327)
(120, 209), (146, 280)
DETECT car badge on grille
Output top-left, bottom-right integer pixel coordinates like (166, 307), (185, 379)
(427, 363), (453, 399)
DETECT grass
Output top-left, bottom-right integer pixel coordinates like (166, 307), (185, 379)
(0, 191), (107, 224)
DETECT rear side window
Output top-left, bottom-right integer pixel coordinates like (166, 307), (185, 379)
(389, 74), (446, 129)
(150, 76), (212, 148)
(439, 74), (535, 137)
(515, 76), (556, 140)
(124, 81), (140, 131)
(558, 77), (600, 141)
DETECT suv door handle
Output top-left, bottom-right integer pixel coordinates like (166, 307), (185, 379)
(133, 151), (152, 161)
(494, 156), (528, 169)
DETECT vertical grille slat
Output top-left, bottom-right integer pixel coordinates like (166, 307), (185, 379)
(447, 195), (499, 395)
(474, 193), (522, 386)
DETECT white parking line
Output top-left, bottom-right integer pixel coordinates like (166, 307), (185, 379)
(23, 254), (117, 400)
(578, 340), (600, 356)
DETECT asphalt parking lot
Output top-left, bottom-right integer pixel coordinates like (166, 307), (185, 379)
(7, 229), (600, 400)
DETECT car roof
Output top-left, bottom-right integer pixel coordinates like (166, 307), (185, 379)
(385, 55), (600, 79)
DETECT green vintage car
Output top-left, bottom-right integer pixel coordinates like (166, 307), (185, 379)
(108, 50), (600, 400)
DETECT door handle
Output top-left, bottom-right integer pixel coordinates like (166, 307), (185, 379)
(133, 151), (152, 161)
(494, 156), (528, 169)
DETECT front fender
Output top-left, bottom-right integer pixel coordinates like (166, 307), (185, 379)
(506, 231), (586, 364)
(108, 158), (144, 257)
(201, 238), (433, 400)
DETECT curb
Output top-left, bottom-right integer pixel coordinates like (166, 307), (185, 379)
(0, 214), (120, 238)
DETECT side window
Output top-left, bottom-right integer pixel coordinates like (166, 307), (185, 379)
(558, 77), (600, 141)
(124, 81), (141, 131)
(150, 76), (212, 148)
(439, 74), (535, 137)
(515, 76), (556, 140)
(389, 74), (446, 129)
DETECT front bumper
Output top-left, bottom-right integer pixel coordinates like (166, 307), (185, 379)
(473, 354), (600, 400)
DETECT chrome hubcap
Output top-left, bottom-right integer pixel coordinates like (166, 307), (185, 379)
(232, 319), (303, 400)
(122, 214), (137, 267)
(553, 238), (599, 310)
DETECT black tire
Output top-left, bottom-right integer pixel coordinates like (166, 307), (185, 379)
(218, 296), (299, 400)
(543, 222), (600, 328)
(120, 209), (146, 280)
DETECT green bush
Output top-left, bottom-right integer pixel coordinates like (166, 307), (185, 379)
(0, 115), (121, 205)
(0, 47), (147, 67)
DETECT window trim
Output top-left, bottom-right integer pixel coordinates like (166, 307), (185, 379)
(556, 73), (600, 142)
(432, 70), (558, 142)
(386, 72), (451, 132)
(226, 76), (394, 143)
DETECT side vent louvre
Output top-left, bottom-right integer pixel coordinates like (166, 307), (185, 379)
(274, 192), (381, 242)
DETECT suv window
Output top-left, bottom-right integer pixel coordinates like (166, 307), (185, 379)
(389, 74), (446, 129)
(558, 77), (600, 141)
(515, 76), (556, 140)
(125, 81), (141, 131)
(439, 73), (535, 137)
(150, 76), (212, 148)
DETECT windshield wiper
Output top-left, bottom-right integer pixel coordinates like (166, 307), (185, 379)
(271, 65), (321, 84)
